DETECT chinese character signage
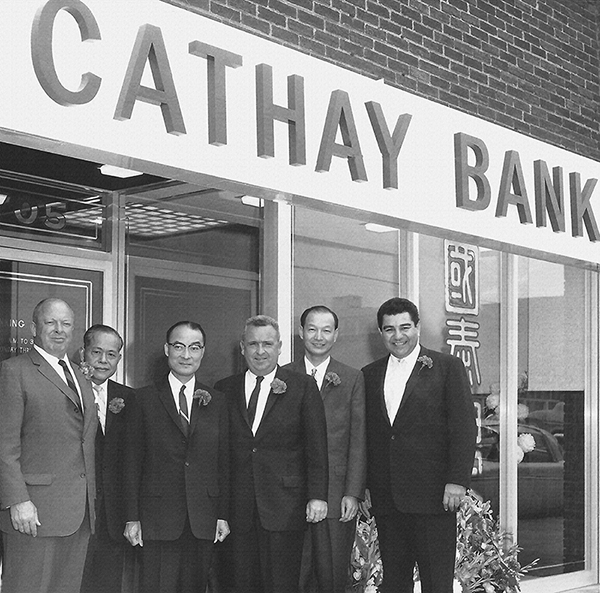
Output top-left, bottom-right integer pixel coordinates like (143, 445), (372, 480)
(444, 241), (481, 388)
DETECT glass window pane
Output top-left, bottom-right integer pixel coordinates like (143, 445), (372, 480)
(419, 235), (501, 517)
(517, 258), (585, 578)
(293, 208), (400, 367)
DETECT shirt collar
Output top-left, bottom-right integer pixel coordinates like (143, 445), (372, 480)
(168, 372), (195, 393)
(304, 356), (330, 374)
(389, 344), (421, 368)
(246, 367), (277, 386)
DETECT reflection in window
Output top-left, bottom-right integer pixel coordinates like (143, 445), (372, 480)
(517, 258), (584, 578)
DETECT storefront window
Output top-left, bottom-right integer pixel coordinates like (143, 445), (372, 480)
(125, 186), (260, 388)
(516, 258), (585, 578)
(292, 208), (401, 367)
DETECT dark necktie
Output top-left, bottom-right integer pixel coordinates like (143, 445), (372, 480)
(179, 385), (190, 435)
(247, 376), (264, 428)
(58, 359), (78, 395)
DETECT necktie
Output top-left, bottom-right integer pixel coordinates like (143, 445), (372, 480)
(179, 385), (190, 435)
(58, 359), (78, 395)
(92, 383), (105, 434)
(247, 376), (264, 428)
(311, 368), (317, 379)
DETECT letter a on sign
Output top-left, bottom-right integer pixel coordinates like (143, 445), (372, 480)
(316, 90), (367, 182)
(114, 24), (186, 135)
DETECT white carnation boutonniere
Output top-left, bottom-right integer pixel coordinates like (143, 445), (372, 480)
(108, 397), (125, 414)
(193, 389), (212, 406)
(417, 355), (433, 373)
(324, 371), (341, 386)
(270, 378), (287, 394)
(78, 349), (94, 381)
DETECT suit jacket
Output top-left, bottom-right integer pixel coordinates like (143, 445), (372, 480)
(95, 379), (135, 541)
(362, 346), (477, 515)
(123, 375), (229, 541)
(283, 358), (366, 519)
(215, 366), (328, 533)
(0, 349), (97, 536)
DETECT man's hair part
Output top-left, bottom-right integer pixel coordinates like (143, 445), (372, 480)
(83, 324), (124, 351)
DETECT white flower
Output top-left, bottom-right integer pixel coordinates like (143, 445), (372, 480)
(518, 433), (536, 453)
(516, 447), (525, 463)
(517, 403), (530, 420)
(365, 584), (378, 593)
(353, 570), (362, 581)
(485, 393), (500, 411)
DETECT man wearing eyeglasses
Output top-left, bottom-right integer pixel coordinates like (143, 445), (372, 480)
(123, 321), (230, 593)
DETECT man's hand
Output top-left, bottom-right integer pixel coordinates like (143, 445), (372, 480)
(306, 499), (327, 523)
(443, 483), (466, 512)
(339, 495), (359, 522)
(10, 500), (41, 537)
(123, 521), (143, 547)
(358, 488), (371, 519)
(214, 519), (230, 543)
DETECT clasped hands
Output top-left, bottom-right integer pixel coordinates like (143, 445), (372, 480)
(305, 499), (327, 523)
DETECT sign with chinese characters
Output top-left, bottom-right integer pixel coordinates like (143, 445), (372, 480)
(444, 241), (481, 388)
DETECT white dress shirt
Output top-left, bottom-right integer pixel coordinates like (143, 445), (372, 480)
(168, 373), (195, 420)
(244, 367), (277, 434)
(384, 345), (420, 422)
(92, 380), (108, 434)
(304, 356), (330, 390)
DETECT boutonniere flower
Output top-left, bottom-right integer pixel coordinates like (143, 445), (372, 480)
(193, 389), (212, 406)
(324, 371), (341, 386)
(78, 361), (94, 381)
(108, 397), (125, 414)
(270, 378), (287, 394)
(417, 355), (433, 373)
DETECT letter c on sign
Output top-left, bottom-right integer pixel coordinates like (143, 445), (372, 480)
(31, 0), (101, 106)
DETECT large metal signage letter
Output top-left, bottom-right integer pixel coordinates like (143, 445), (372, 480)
(570, 172), (599, 241)
(256, 64), (306, 166)
(31, 0), (101, 106)
(454, 133), (491, 211)
(114, 24), (186, 135)
(365, 101), (411, 190)
(189, 42), (243, 146)
(534, 160), (565, 232)
(316, 90), (367, 182)
(495, 150), (533, 224)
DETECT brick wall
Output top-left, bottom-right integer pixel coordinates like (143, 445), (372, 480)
(162, 0), (600, 161)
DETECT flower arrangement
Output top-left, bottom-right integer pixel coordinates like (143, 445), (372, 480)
(417, 355), (433, 372)
(78, 350), (95, 381)
(193, 389), (212, 406)
(108, 397), (125, 414)
(271, 378), (287, 394)
(455, 491), (537, 592)
(350, 513), (383, 592)
(324, 371), (341, 386)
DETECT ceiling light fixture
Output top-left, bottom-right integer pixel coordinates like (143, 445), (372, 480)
(364, 223), (397, 233)
(99, 165), (143, 178)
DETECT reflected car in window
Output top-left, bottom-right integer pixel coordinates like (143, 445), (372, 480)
(470, 423), (564, 519)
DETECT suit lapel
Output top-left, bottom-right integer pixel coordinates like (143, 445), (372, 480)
(394, 347), (425, 420)
(29, 349), (81, 410)
(157, 378), (187, 436)
(375, 357), (391, 425)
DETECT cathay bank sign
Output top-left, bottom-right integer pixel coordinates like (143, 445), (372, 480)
(1, 0), (599, 261)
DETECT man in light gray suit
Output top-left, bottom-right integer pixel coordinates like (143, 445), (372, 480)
(0, 298), (96, 593)
(284, 305), (366, 593)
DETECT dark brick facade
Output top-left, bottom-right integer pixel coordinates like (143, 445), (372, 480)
(162, 0), (600, 161)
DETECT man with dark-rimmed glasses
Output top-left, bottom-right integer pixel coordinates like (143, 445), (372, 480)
(123, 320), (230, 593)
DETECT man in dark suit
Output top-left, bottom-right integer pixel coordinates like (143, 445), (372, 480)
(361, 297), (477, 593)
(80, 324), (135, 593)
(215, 315), (329, 593)
(0, 297), (97, 593)
(284, 305), (366, 593)
(123, 320), (230, 593)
